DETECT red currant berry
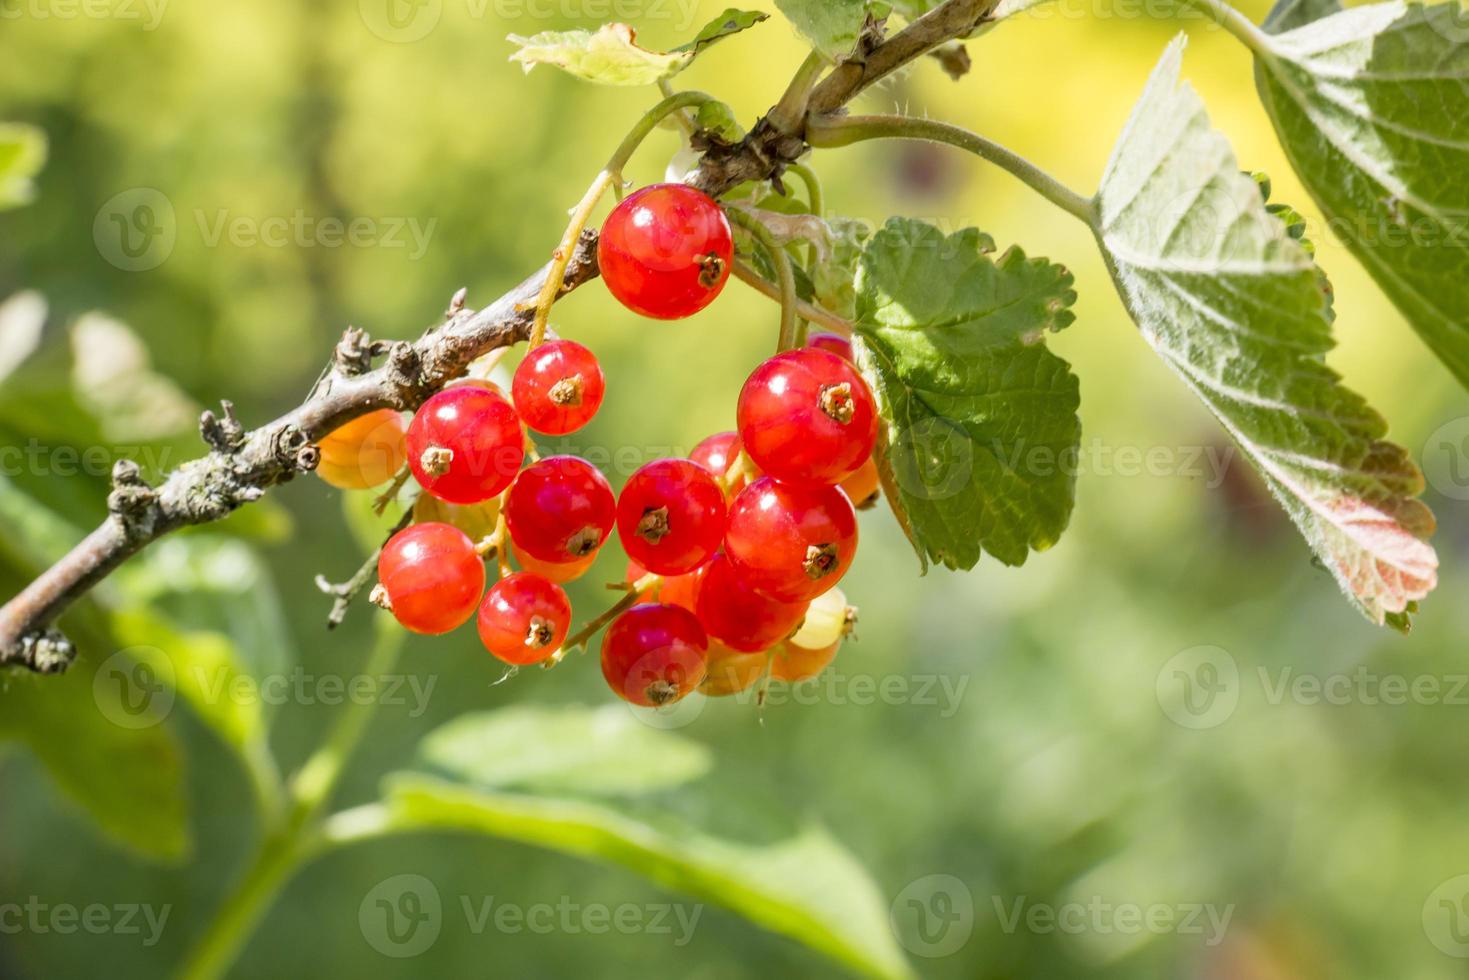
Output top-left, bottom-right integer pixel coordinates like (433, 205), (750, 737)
(689, 430), (758, 495)
(407, 386), (524, 504)
(737, 348), (878, 487)
(600, 603), (709, 707)
(616, 459), (726, 576)
(693, 552), (809, 652)
(725, 477), (858, 603)
(477, 572), (571, 666)
(598, 184), (733, 320)
(377, 522), (485, 635)
(512, 539), (597, 585)
(806, 331), (854, 363)
(504, 455), (615, 563)
(512, 339), (606, 435)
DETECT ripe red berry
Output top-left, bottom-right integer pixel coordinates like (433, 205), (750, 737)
(377, 522), (485, 635)
(407, 386), (524, 504)
(600, 603), (709, 707)
(598, 184), (733, 320)
(737, 348), (877, 487)
(504, 455), (615, 563)
(725, 477), (858, 603)
(512, 539), (597, 584)
(477, 572), (571, 666)
(806, 331), (854, 363)
(512, 339), (606, 435)
(616, 459), (726, 576)
(693, 552), (809, 652)
(689, 430), (758, 496)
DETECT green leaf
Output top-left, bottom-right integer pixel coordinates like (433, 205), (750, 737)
(813, 218), (873, 320)
(774, 0), (868, 60)
(416, 705), (711, 796)
(671, 8), (769, 54)
(1091, 36), (1438, 624)
(508, 24), (694, 86)
(374, 773), (915, 980)
(852, 217), (1080, 570)
(0, 663), (188, 861)
(0, 123), (46, 211)
(0, 474), (281, 819)
(1254, 0), (1469, 387)
(0, 475), (189, 860)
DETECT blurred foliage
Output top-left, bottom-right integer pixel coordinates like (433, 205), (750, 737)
(2, 1), (1468, 978)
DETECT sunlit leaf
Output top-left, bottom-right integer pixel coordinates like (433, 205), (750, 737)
(509, 24), (693, 86)
(774, 0), (868, 60)
(1255, 0), (1469, 387)
(671, 8), (769, 53)
(1091, 36), (1437, 624)
(378, 778), (913, 978)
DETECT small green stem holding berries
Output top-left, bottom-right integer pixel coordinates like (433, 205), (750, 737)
(727, 209), (799, 351)
(730, 259), (852, 335)
(784, 160), (824, 271)
(806, 113), (1097, 225)
(528, 90), (717, 349)
(555, 572), (661, 659)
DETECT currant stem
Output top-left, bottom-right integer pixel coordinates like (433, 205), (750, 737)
(315, 506), (414, 629)
(492, 508), (512, 579)
(806, 113), (1098, 226)
(176, 620), (405, 980)
(1177, 0), (1273, 57)
(557, 572), (661, 657)
(784, 160), (824, 274)
(768, 50), (829, 136)
(371, 464), (411, 515)
(528, 90), (717, 349)
(730, 259), (852, 336)
(727, 209), (799, 351)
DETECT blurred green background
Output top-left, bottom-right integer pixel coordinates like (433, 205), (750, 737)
(3, 0), (1468, 977)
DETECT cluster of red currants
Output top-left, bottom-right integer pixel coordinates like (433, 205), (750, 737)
(317, 184), (879, 709)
